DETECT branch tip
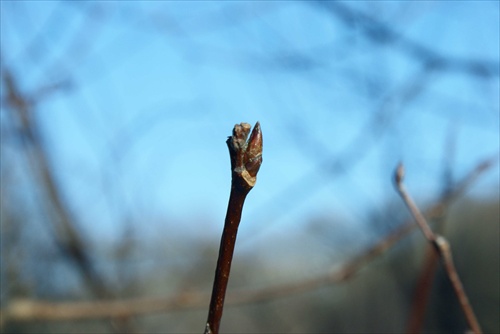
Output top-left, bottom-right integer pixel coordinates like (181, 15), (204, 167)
(395, 162), (405, 185)
(227, 122), (263, 190)
(206, 121), (263, 333)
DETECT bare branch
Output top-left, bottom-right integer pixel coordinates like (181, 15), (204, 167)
(2, 67), (109, 298)
(242, 63), (434, 246)
(205, 122), (263, 334)
(407, 125), (459, 333)
(394, 163), (483, 334)
(313, 2), (499, 77)
(0, 155), (495, 328)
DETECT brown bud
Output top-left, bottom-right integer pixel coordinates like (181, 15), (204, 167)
(231, 123), (251, 151)
(226, 121), (263, 190)
(245, 122), (263, 177)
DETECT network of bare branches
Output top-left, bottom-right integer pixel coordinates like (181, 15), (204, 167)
(1, 2), (498, 333)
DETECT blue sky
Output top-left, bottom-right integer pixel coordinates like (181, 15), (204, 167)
(1, 1), (499, 250)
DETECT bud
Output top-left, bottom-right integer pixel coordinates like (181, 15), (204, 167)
(226, 122), (263, 190)
(230, 123), (251, 152)
(245, 122), (263, 178)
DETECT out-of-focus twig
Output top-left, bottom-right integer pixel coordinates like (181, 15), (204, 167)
(242, 62), (434, 246)
(394, 163), (483, 334)
(405, 153), (499, 332)
(2, 65), (137, 333)
(1, 155), (495, 327)
(314, 2), (499, 77)
(406, 124), (458, 333)
(406, 245), (439, 333)
(2, 67), (109, 298)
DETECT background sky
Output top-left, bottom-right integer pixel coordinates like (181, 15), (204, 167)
(2, 1), (499, 255)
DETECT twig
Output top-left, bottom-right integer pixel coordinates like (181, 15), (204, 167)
(205, 122), (263, 334)
(406, 244), (439, 333)
(1, 156), (494, 327)
(314, 2), (499, 77)
(2, 66), (135, 333)
(240, 63), (433, 247)
(2, 68), (109, 297)
(407, 125), (458, 333)
(394, 163), (482, 334)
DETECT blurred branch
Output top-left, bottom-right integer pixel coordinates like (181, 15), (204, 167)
(242, 63), (434, 245)
(2, 63), (138, 333)
(1, 154), (495, 325)
(394, 163), (482, 334)
(11, 1), (65, 66)
(406, 245), (439, 333)
(313, 2), (499, 77)
(406, 123), (458, 333)
(2, 66), (109, 299)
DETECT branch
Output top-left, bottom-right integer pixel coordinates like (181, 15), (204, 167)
(242, 63), (433, 246)
(407, 125), (458, 333)
(205, 122), (263, 334)
(2, 67), (109, 298)
(314, 2), (499, 77)
(2, 64), (136, 333)
(394, 163), (483, 334)
(1, 155), (495, 327)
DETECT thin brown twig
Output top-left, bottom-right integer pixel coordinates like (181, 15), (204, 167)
(205, 122), (263, 334)
(407, 125), (458, 333)
(0, 155), (495, 327)
(394, 163), (483, 334)
(406, 245), (439, 333)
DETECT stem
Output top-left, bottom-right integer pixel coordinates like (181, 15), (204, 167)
(406, 245), (439, 333)
(205, 122), (262, 334)
(394, 164), (482, 334)
(206, 188), (248, 334)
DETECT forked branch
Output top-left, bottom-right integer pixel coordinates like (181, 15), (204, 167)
(1, 156), (494, 328)
(205, 122), (263, 334)
(394, 163), (482, 334)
